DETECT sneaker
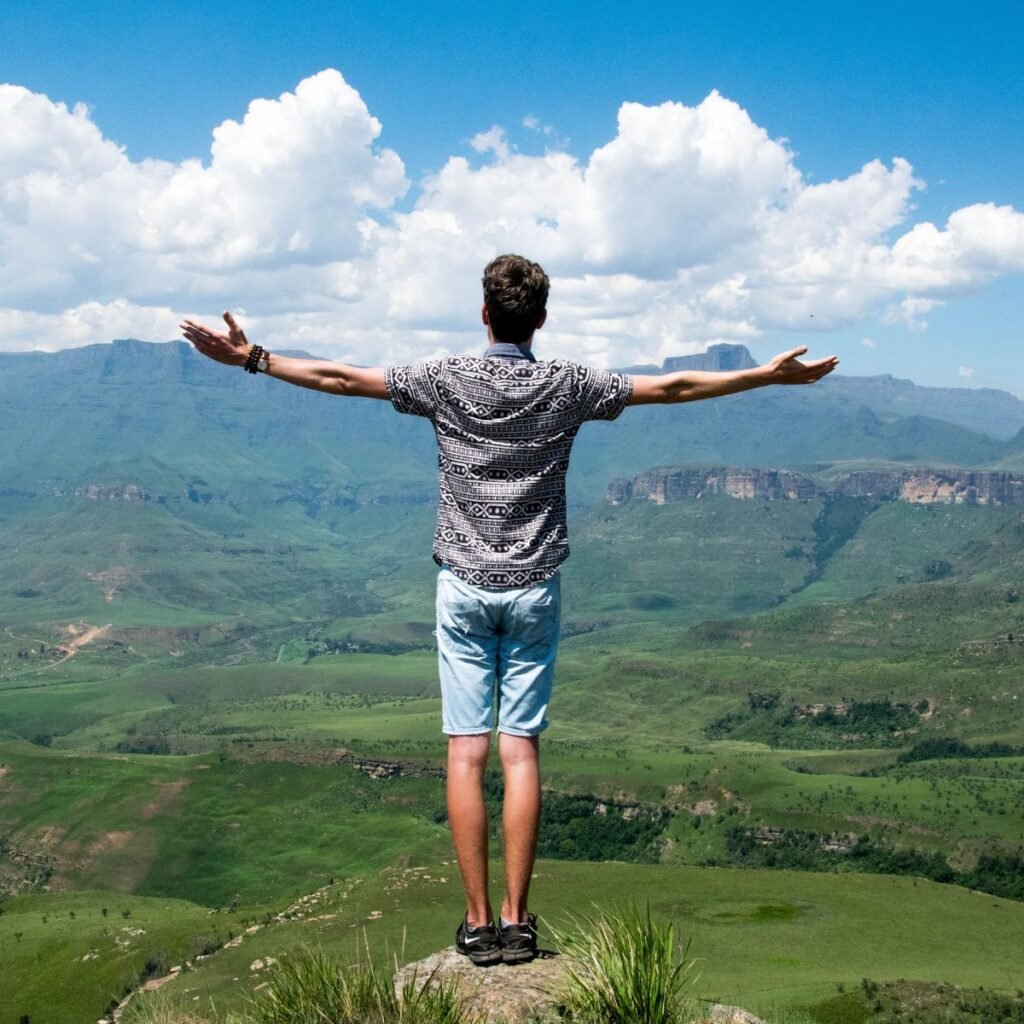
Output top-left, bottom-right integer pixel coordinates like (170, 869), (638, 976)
(455, 916), (503, 966)
(499, 913), (538, 963)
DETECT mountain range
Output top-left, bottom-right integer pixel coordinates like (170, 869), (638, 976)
(3, 340), (1024, 512)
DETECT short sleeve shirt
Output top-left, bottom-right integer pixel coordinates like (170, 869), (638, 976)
(385, 345), (633, 588)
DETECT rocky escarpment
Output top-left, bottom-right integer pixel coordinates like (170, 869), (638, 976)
(608, 467), (818, 504)
(607, 466), (1024, 506)
(50, 483), (149, 501)
(832, 469), (1024, 505)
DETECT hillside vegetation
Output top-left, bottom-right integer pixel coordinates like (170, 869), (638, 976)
(2, 341), (1024, 1023)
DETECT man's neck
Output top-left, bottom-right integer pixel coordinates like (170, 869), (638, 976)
(485, 340), (536, 361)
(487, 332), (532, 350)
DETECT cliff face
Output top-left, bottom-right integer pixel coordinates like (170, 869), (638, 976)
(607, 467), (819, 505)
(51, 483), (149, 501)
(608, 467), (1024, 507)
(834, 469), (1024, 505)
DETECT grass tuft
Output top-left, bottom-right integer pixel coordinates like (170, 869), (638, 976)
(118, 986), (213, 1024)
(229, 942), (469, 1024)
(551, 903), (701, 1024)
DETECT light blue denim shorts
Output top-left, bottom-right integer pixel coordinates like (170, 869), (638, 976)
(436, 565), (561, 736)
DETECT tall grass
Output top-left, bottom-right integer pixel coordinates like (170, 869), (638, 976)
(551, 904), (701, 1024)
(117, 986), (213, 1024)
(227, 943), (469, 1024)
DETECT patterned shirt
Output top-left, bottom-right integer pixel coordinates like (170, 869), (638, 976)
(385, 343), (633, 588)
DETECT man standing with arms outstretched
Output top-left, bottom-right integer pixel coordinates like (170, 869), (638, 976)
(182, 253), (838, 965)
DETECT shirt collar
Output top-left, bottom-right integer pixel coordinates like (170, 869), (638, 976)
(484, 342), (536, 362)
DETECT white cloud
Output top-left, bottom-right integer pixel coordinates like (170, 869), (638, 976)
(522, 115), (554, 136)
(141, 70), (407, 270)
(861, 337), (877, 348)
(470, 126), (512, 161)
(0, 71), (406, 312)
(958, 365), (975, 378)
(0, 300), (180, 351)
(2, 72), (1024, 366)
(561, 93), (801, 275)
(882, 296), (945, 332)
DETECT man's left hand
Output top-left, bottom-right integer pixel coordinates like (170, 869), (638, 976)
(180, 312), (251, 367)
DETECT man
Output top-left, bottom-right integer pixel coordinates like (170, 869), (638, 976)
(182, 253), (838, 966)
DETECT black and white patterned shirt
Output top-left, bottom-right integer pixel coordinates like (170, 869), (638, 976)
(385, 343), (633, 588)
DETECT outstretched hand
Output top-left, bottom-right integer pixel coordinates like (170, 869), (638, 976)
(762, 346), (839, 385)
(180, 312), (251, 367)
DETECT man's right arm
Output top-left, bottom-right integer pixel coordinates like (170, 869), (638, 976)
(181, 312), (388, 399)
(627, 346), (839, 405)
(261, 353), (388, 399)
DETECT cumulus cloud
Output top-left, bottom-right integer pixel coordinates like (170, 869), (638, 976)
(882, 296), (945, 332)
(0, 300), (180, 352)
(1, 71), (1023, 365)
(0, 70), (405, 312)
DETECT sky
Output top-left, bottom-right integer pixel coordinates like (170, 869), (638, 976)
(1, 0), (1022, 393)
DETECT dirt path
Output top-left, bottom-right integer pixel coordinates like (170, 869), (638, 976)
(37, 623), (113, 671)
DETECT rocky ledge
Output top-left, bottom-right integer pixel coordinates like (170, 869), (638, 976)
(395, 947), (765, 1023)
(607, 466), (1024, 507)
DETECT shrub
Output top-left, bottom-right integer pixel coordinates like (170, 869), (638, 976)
(551, 904), (700, 1024)
(192, 934), (222, 957)
(140, 949), (172, 981)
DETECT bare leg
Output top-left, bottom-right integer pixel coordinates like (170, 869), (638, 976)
(498, 732), (541, 923)
(447, 733), (494, 926)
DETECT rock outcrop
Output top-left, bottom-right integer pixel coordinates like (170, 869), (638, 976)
(708, 1008), (769, 1024)
(50, 483), (149, 501)
(608, 467), (818, 505)
(394, 948), (767, 1024)
(608, 466), (1024, 507)
(834, 469), (1024, 506)
(394, 948), (566, 1023)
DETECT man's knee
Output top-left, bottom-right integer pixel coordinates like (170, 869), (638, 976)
(498, 732), (540, 769)
(448, 733), (491, 772)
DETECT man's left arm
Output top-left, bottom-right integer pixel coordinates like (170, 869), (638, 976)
(181, 313), (389, 399)
(627, 346), (839, 405)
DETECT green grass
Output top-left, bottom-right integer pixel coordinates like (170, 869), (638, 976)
(119, 988), (213, 1024)
(223, 943), (466, 1024)
(0, 889), (232, 1024)
(565, 496), (825, 628)
(0, 496), (438, 632)
(0, 739), (449, 907)
(784, 503), (1023, 607)
(4, 630), (1023, 896)
(5, 453), (1024, 1022)
(113, 859), (1024, 1023)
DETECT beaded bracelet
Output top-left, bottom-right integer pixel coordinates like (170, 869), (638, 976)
(243, 345), (265, 374)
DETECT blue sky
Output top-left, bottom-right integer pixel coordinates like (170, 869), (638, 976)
(2, 0), (1022, 394)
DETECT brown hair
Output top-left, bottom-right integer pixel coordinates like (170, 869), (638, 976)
(482, 254), (550, 345)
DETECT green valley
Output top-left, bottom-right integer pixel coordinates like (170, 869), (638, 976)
(2, 341), (1024, 1023)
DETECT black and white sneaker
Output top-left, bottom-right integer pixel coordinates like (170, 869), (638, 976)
(499, 913), (538, 963)
(455, 916), (503, 966)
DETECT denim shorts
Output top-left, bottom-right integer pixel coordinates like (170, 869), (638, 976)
(435, 565), (561, 736)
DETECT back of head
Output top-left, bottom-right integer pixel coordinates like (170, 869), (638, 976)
(482, 254), (550, 345)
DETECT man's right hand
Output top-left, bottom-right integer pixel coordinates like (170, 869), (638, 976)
(760, 346), (839, 386)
